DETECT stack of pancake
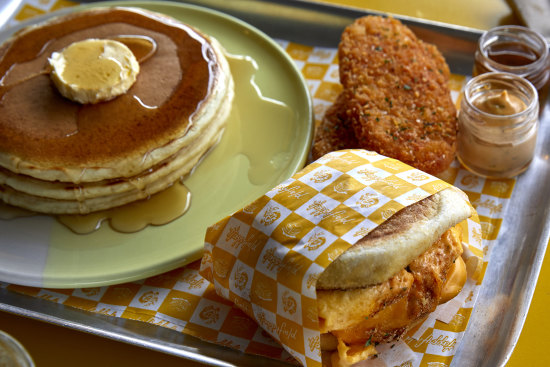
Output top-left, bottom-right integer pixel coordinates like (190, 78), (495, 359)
(0, 7), (234, 214)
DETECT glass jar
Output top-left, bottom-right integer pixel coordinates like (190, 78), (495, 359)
(457, 72), (539, 179)
(473, 25), (550, 107)
(0, 330), (34, 367)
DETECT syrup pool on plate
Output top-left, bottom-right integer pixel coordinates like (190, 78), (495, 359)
(0, 54), (294, 234)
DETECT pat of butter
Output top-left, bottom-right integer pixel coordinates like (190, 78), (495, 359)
(49, 39), (139, 104)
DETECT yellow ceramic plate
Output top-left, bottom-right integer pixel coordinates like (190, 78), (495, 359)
(0, 1), (313, 288)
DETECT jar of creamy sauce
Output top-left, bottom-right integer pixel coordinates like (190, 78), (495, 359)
(473, 25), (550, 107)
(457, 72), (539, 179)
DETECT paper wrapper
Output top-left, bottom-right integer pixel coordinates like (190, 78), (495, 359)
(199, 149), (483, 367)
(2, 5), (492, 367)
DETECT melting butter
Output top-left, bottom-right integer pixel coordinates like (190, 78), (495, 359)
(0, 53), (296, 234)
(49, 39), (140, 104)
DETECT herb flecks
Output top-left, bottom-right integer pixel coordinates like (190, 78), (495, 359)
(365, 335), (373, 347)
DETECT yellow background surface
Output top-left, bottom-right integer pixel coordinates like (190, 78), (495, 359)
(1, 0), (547, 366)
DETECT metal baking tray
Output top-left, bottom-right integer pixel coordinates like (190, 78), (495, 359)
(1, 1), (549, 366)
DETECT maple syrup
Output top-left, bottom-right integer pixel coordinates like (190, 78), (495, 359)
(0, 54), (294, 234)
(473, 26), (550, 107)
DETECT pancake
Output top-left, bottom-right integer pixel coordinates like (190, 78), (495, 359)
(0, 7), (234, 214)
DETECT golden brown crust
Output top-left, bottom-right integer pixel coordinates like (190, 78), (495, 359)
(311, 92), (359, 159)
(317, 187), (471, 290)
(312, 16), (458, 175)
(321, 224), (463, 346)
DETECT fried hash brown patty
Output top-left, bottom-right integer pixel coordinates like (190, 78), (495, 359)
(312, 16), (458, 175)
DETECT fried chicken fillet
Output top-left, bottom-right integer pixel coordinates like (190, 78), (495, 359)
(312, 16), (458, 175)
(316, 188), (472, 367)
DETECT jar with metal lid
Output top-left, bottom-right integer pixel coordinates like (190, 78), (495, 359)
(473, 25), (550, 106)
(457, 72), (539, 179)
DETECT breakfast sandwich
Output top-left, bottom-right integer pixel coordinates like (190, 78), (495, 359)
(312, 16), (458, 175)
(317, 187), (472, 366)
(0, 7), (234, 214)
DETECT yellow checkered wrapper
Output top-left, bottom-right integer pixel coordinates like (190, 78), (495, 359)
(199, 149), (482, 367)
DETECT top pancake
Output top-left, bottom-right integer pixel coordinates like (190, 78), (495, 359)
(316, 187), (472, 290)
(0, 7), (227, 183)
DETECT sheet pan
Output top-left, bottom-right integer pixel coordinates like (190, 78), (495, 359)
(1, 1), (549, 366)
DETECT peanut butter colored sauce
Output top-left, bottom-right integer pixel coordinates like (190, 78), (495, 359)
(0, 8), (212, 168)
(457, 73), (539, 179)
(472, 89), (526, 115)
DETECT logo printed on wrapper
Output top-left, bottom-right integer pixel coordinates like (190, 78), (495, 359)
(214, 258), (231, 279)
(407, 171), (430, 181)
(357, 193), (379, 208)
(307, 200), (330, 217)
(282, 291), (297, 314)
(306, 273), (319, 290)
(278, 185), (309, 199)
(182, 272), (206, 290)
(331, 156), (363, 166)
(253, 279), (273, 301)
(218, 338), (242, 350)
(243, 203), (258, 214)
(461, 174), (480, 188)
(139, 291), (159, 307)
(305, 232), (326, 251)
(327, 248), (344, 262)
(233, 265), (249, 291)
(357, 168), (379, 181)
(307, 201), (356, 224)
(261, 248), (303, 275)
(311, 170), (332, 183)
(383, 176), (408, 190)
(399, 361), (413, 367)
(308, 335), (321, 355)
(480, 221), (495, 239)
(97, 307), (118, 317)
(414, 334), (457, 353)
(282, 222), (301, 238)
(406, 192), (427, 202)
(449, 314), (466, 329)
(353, 227), (371, 238)
(473, 198), (502, 214)
(226, 226), (246, 248)
(383, 161), (404, 171)
(262, 248), (282, 272)
(488, 181), (510, 196)
(81, 287), (101, 297)
(432, 182), (448, 192)
(225, 226), (265, 251)
(257, 312), (298, 341)
(170, 297), (192, 312)
(381, 209), (396, 220)
(334, 181), (352, 194)
(199, 305), (220, 324)
(426, 362), (448, 367)
(472, 225), (482, 244)
(261, 206), (281, 226)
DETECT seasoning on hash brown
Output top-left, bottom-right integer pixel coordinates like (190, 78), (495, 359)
(313, 16), (458, 175)
(312, 92), (359, 159)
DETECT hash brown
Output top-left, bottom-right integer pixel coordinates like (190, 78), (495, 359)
(312, 16), (458, 175)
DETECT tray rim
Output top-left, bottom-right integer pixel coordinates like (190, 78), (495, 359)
(1, 1), (549, 367)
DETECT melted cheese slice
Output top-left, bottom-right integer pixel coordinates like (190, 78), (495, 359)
(324, 256), (467, 367)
